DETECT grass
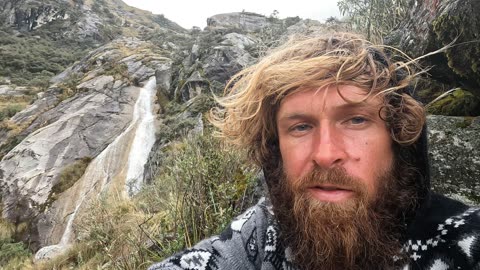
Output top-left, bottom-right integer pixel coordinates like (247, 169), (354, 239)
(49, 157), (93, 202)
(141, 131), (258, 251)
(0, 104), (24, 122)
(0, 208), (33, 269)
(22, 130), (258, 269)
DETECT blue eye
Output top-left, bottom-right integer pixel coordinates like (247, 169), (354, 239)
(292, 124), (311, 132)
(350, 117), (366, 124)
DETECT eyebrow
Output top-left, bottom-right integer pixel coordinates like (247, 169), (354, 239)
(278, 102), (379, 122)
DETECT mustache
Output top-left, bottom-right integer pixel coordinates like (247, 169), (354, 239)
(291, 166), (368, 195)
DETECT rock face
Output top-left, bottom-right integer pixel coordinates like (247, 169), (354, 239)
(202, 33), (257, 84)
(0, 0), (185, 43)
(427, 115), (480, 204)
(383, 0), (479, 202)
(0, 37), (173, 251)
(207, 12), (270, 32)
(386, 0), (480, 115)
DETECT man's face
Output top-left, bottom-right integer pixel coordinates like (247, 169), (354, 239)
(276, 85), (394, 204)
(273, 85), (405, 269)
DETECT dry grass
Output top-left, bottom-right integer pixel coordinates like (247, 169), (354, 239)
(22, 131), (258, 269)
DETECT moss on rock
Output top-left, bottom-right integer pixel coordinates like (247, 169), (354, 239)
(428, 89), (480, 116)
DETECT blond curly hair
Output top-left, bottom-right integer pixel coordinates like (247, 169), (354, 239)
(210, 32), (426, 167)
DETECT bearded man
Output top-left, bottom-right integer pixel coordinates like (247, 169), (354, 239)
(149, 33), (480, 270)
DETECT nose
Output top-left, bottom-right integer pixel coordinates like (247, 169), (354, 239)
(311, 123), (347, 169)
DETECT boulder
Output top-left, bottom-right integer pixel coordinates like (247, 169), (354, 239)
(0, 85), (33, 96)
(0, 82), (138, 249)
(386, 0), (480, 99)
(203, 33), (256, 83)
(427, 115), (480, 204)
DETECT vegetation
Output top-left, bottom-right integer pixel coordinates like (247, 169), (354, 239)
(0, 27), (91, 88)
(157, 94), (216, 143)
(27, 130), (258, 269)
(49, 157), (93, 201)
(0, 123), (27, 160)
(0, 104), (23, 122)
(139, 131), (258, 251)
(0, 210), (32, 269)
(427, 89), (480, 116)
(0, 239), (32, 269)
(338, 0), (410, 40)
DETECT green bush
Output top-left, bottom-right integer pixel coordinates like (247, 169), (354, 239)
(0, 27), (91, 88)
(0, 104), (23, 121)
(0, 238), (31, 269)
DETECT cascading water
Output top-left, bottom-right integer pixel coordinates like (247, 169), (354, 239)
(35, 77), (157, 260)
(125, 78), (156, 196)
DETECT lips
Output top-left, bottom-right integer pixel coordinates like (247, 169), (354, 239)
(315, 185), (349, 191)
(307, 185), (355, 203)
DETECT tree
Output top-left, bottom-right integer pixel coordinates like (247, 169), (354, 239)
(338, 0), (411, 40)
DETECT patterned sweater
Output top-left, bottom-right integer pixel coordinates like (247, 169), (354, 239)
(149, 194), (480, 270)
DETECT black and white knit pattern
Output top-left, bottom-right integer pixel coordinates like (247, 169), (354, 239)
(149, 198), (480, 270)
(401, 207), (480, 270)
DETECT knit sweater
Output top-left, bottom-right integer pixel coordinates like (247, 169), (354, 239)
(148, 194), (480, 270)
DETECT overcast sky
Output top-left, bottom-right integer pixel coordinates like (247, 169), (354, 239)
(121, 0), (341, 29)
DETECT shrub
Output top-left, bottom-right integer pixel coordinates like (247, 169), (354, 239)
(50, 157), (93, 200)
(0, 216), (32, 270)
(0, 239), (32, 269)
(139, 130), (259, 257)
(0, 27), (91, 88)
(0, 104), (23, 121)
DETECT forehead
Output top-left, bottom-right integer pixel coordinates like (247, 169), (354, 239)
(277, 85), (384, 116)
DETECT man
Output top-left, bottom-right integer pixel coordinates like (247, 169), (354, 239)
(149, 33), (480, 269)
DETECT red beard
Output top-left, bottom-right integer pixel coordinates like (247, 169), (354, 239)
(269, 166), (417, 270)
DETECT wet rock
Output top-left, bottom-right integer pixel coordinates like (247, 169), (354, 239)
(0, 38), (172, 251)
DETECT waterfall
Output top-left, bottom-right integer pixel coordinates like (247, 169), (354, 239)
(35, 77), (157, 260)
(125, 78), (156, 196)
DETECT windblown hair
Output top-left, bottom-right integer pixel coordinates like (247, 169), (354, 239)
(210, 32), (426, 167)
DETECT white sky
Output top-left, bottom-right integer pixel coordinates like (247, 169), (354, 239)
(121, 0), (341, 29)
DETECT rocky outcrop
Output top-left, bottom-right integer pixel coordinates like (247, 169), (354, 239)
(386, 0), (480, 115)
(0, 85), (34, 96)
(427, 115), (480, 204)
(0, 0), (185, 43)
(0, 37), (173, 251)
(202, 32), (257, 84)
(386, 0), (479, 202)
(207, 12), (270, 32)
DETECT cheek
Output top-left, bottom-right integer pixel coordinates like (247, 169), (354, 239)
(279, 139), (312, 179)
(345, 133), (393, 177)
